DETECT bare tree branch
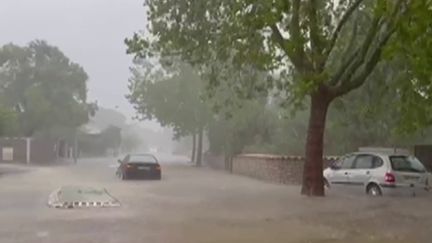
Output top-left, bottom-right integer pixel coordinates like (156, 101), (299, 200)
(324, 0), (364, 64)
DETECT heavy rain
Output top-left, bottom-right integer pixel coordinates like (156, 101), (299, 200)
(1, 0), (432, 242)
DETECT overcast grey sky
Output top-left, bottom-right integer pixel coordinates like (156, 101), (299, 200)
(0, 0), (147, 121)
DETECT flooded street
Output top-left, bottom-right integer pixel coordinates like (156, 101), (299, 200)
(1, 0), (431, 242)
(0, 156), (431, 243)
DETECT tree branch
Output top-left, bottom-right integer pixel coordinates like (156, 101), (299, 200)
(289, 0), (311, 73)
(341, 14), (360, 64)
(270, 24), (303, 72)
(326, 13), (360, 85)
(270, 24), (287, 48)
(328, 49), (361, 85)
(290, 0), (302, 48)
(324, 0), (364, 64)
(329, 15), (382, 88)
(308, 0), (324, 69)
(335, 26), (397, 95)
(332, 0), (406, 96)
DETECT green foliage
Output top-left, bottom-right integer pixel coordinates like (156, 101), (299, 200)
(127, 59), (211, 138)
(209, 63), (432, 157)
(0, 40), (92, 137)
(0, 106), (18, 136)
(126, 0), (429, 151)
(128, 1), (413, 102)
(384, 0), (432, 133)
(208, 97), (277, 156)
(127, 0), (432, 195)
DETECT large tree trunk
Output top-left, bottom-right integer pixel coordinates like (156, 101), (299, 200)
(196, 127), (204, 167)
(301, 90), (332, 196)
(191, 133), (196, 163)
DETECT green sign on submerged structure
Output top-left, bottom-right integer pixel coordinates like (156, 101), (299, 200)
(48, 185), (120, 209)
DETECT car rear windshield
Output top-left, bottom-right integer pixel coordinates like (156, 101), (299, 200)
(389, 156), (426, 173)
(129, 155), (157, 163)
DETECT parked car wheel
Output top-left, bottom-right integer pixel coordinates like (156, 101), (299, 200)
(367, 184), (382, 197)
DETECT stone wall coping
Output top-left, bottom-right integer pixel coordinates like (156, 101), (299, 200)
(236, 153), (339, 161)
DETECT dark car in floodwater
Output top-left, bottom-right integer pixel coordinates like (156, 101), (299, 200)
(116, 154), (161, 180)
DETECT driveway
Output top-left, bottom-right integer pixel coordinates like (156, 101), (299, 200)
(0, 156), (431, 243)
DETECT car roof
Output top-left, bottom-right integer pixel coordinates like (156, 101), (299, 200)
(127, 153), (156, 158)
(130, 153), (154, 156)
(127, 153), (158, 161)
(349, 151), (410, 157)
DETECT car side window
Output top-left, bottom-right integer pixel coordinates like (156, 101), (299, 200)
(372, 156), (384, 168)
(341, 155), (355, 169)
(353, 155), (374, 169)
(331, 159), (343, 169)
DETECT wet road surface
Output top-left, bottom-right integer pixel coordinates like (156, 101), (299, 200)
(1, 155), (432, 243)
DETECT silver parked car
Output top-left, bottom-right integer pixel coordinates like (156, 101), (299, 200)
(324, 152), (431, 196)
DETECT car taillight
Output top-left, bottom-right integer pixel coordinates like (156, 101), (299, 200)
(385, 172), (396, 183)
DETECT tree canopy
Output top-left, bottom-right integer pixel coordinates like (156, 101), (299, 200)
(0, 40), (93, 137)
(128, 59), (210, 136)
(127, 58), (211, 165)
(127, 0), (432, 196)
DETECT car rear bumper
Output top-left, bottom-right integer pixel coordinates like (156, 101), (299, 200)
(125, 170), (161, 179)
(381, 184), (430, 197)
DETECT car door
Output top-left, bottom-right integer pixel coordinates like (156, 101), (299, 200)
(327, 155), (355, 189)
(350, 154), (377, 193)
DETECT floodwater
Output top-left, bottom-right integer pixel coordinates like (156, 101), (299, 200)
(0, 156), (431, 243)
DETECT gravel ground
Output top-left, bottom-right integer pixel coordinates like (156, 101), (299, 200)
(0, 156), (431, 243)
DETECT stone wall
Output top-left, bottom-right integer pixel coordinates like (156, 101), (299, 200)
(232, 154), (338, 185)
(0, 137), (59, 164)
